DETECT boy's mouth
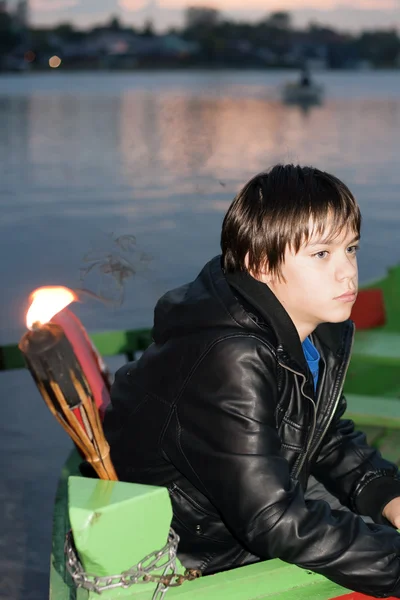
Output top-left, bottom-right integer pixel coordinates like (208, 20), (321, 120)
(334, 291), (358, 301)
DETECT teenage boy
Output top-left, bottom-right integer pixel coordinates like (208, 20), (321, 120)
(104, 165), (400, 598)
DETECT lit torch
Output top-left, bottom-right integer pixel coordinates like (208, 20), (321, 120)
(18, 286), (117, 481)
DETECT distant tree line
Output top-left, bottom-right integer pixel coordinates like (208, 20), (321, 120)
(178, 8), (400, 68)
(0, 9), (21, 56)
(1, 7), (400, 69)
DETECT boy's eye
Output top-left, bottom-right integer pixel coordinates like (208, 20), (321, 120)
(347, 245), (360, 254)
(313, 251), (328, 259)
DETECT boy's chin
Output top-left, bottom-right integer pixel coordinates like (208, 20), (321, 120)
(326, 308), (354, 323)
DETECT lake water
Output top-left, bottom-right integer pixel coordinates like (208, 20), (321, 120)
(1, 70), (400, 599)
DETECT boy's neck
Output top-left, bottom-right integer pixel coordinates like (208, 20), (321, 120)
(296, 323), (317, 344)
(249, 273), (317, 342)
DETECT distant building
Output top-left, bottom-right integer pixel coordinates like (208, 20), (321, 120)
(5, 0), (16, 12)
(4, 0), (28, 27)
(14, 0), (28, 28)
(80, 29), (198, 61)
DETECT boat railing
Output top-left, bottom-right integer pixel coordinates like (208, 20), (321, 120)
(0, 327), (152, 371)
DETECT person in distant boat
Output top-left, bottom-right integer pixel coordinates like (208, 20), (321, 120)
(300, 65), (311, 87)
(103, 165), (400, 598)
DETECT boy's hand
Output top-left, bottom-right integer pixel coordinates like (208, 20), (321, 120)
(382, 497), (400, 529)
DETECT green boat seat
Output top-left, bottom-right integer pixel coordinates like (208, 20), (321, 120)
(346, 393), (400, 428)
(352, 330), (400, 364)
(346, 394), (400, 465)
(346, 331), (400, 397)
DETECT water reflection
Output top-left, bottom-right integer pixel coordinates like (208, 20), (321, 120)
(118, 92), (318, 194)
(0, 97), (30, 169)
(27, 93), (122, 190)
(1, 73), (400, 344)
(118, 87), (400, 199)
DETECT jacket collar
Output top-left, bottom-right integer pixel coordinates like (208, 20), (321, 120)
(224, 266), (307, 374)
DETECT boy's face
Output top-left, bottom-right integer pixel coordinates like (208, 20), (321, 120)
(259, 226), (359, 341)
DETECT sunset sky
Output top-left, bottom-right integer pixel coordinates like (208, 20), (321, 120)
(23, 0), (400, 31)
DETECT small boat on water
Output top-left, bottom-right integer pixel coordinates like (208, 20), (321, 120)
(2, 263), (400, 600)
(281, 67), (324, 106)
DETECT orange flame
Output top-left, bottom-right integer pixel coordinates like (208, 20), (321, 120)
(26, 286), (78, 330)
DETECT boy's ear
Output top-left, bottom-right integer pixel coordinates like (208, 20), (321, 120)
(245, 254), (274, 284)
(260, 269), (275, 285)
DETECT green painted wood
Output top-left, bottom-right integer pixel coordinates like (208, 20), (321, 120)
(79, 560), (349, 600)
(0, 328), (153, 371)
(90, 329), (152, 356)
(373, 264), (400, 332)
(360, 262), (400, 333)
(0, 342), (25, 370)
(50, 450), (81, 600)
(352, 331), (400, 363)
(157, 560), (349, 600)
(356, 425), (387, 446)
(68, 477), (176, 577)
(344, 362), (400, 397)
(345, 394), (400, 428)
(374, 430), (400, 465)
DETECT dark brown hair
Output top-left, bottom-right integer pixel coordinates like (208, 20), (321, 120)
(221, 164), (361, 277)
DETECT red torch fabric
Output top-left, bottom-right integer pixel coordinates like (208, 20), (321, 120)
(51, 308), (110, 421)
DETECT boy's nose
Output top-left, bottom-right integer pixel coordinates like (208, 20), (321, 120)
(337, 257), (358, 280)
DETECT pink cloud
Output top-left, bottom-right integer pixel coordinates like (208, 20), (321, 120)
(118, 0), (148, 10)
(31, 0), (79, 11)
(313, 0), (397, 8)
(137, 0), (395, 9)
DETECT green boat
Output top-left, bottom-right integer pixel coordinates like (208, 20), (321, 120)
(1, 263), (400, 600)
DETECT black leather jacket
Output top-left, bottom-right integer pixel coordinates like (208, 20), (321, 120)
(104, 256), (400, 597)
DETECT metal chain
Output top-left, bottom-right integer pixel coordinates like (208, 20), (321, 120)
(65, 528), (201, 598)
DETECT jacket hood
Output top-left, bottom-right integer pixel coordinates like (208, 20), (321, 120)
(152, 256), (257, 344)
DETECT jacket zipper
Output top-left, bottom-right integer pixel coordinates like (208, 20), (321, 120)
(307, 326), (355, 464)
(278, 362), (316, 479)
(278, 324), (354, 479)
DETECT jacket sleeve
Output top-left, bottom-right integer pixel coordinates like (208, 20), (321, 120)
(311, 393), (400, 524)
(163, 337), (400, 598)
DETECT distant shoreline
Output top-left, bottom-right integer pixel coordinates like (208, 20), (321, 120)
(1, 65), (400, 75)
